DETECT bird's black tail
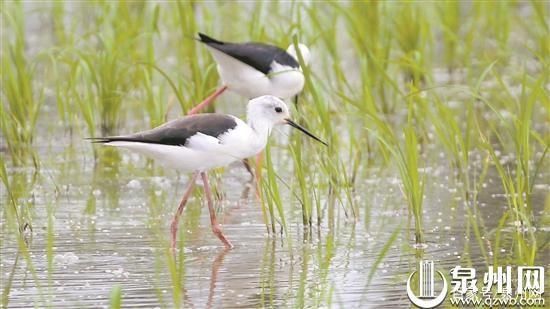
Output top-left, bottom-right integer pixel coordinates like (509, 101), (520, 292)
(86, 137), (138, 143)
(197, 32), (224, 45)
(86, 137), (112, 144)
(87, 136), (159, 144)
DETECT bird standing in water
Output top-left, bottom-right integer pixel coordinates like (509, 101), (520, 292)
(90, 96), (326, 250)
(188, 33), (310, 114)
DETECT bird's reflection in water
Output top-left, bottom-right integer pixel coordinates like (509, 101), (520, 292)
(177, 247), (230, 309)
(206, 248), (230, 309)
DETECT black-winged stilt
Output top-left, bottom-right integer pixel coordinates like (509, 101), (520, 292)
(89, 96), (326, 250)
(188, 33), (310, 114)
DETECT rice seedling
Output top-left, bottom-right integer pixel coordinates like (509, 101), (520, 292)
(315, 231), (335, 307)
(296, 243), (311, 308)
(259, 239), (277, 307)
(0, 163), (46, 307)
(288, 31), (356, 229)
(525, 1), (549, 67)
(52, 55), (73, 129)
(478, 1), (511, 58)
(338, 1), (394, 112)
(147, 187), (176, 308)
(0, 157), (19, 233)
(50, 1), (74, 47)
(288, 136), (313, 228)
(137, 4), (168, 128)
(437, 1), (460, 72)
(109, 285), (122, 309)
(0, 157), (36, 246)
(169, 1), (219, 114)
(1, 249), (20, 308)
(78, 43), (130, 136)
(421, 85), (495, 266)
(75, 2), (161, 135)
(392, 2), (431, 86)
(1, 2), (42, 166)
(365, 96), (425, 245)
(261, 143), (287, 235)
(478, 72), (547, 265)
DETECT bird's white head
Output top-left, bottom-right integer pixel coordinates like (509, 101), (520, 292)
(287, 43), (311, 66)
(247, 95), (327, 146)
(247, 95), (290, 127)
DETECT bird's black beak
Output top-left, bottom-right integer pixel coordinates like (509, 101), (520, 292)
(285, 119), (328, 146)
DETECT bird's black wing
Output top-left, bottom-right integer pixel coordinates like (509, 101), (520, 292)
(89, 114), (237, 146)
(198, 33), (299, 75)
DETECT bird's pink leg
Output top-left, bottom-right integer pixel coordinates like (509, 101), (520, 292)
(171, 172), (199, 251)
(201, 171), (234, 249)
(187, 85), (228, 115)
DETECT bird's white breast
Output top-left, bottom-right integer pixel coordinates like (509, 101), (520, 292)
(266, 61), (305, 99)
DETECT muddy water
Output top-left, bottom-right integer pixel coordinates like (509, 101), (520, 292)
(2, 137), (547, 308)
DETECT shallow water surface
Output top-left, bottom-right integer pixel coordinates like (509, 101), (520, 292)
(2, 141), (547, 308)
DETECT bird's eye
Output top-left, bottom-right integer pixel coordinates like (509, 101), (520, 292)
(275, 107), (283, 113)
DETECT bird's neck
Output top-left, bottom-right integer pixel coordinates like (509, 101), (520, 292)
(248, 117), (272, 148)
(249, 119), (271, 137)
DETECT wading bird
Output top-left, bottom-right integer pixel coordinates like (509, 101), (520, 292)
(188, 33), (310, 114)
(89, 96), (326, 250)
